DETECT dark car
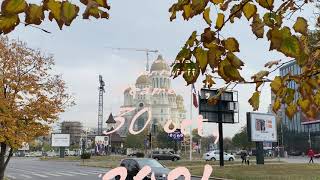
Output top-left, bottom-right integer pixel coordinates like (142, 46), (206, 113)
(288, 151), (302, 156)
(116, 158), (170, 180)
(150, 151), (180, 161)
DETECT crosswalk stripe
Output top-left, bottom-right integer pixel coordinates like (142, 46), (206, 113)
(55, 172), (75, 176)
(44, 172), (61, 177)
(83, 171), (100, 175)
(67, 171), (89, 175)
(85, 171), (106, 175)
(20, 174), (32, 179)
(32, 173), (49, 178)
(6, 175), (17, 180)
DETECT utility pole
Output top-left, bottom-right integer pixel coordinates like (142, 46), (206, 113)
(189, 86), (193, 161)
(97, 75), (105, 135)
(106, 47), (159, 71)
(308, 124), (312, 148)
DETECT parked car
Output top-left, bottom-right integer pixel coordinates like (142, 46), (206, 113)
(116, 158), (170, 180)
(203, 150), (235, 161)
(288, 151), (302, 156)
(150, 151), (180, 161)
(25, 152), (30, 157)
(314, 153), (320, 158)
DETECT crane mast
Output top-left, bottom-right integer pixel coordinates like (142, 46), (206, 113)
(107, 47), (159, 71)
(97, 75), (105, 135)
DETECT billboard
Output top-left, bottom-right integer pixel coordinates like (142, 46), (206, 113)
(168, 129), (184, 141)
(198, 88), (239, 124)
(51, 133), (70, 147)
(247, 112), (277, 142)
(301, 113), (320, 125)
(95, 136), (109, 146)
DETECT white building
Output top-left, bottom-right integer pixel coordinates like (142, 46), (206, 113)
(118, 55), (186, 137)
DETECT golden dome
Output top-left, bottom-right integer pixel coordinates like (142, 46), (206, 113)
(136, 74), (151, 85)
(150, 55), (170, 72)
(176, 95), (183, 101)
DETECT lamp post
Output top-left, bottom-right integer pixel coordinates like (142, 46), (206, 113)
(106, 113), (116, 155)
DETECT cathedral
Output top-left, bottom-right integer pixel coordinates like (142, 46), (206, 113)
(118, 55), (186, 137)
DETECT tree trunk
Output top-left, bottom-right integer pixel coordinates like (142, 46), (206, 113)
(0, 143), (13, 180)
(0, 143), (6, 180)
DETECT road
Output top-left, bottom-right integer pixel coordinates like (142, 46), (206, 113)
(6, 158), (205, 180)
(6, 158), (108, 180)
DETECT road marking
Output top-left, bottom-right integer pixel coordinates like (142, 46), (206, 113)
(85, 171), (106, 175)
(6, 175), (17, 180)
(32, 173), (49, 178)
(20, 174), (32, 179)
(84, 171), (100, 175)
(44, 172), (61, 177)
(67, 171), (89, 175)
(13, 168), (36, 174)
(55, 172), (75, 176)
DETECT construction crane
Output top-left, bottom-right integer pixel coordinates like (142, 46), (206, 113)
(106, 47), (159, 71)
(97, 75), (105, 135)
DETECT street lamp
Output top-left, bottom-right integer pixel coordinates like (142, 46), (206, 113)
(106, 113), (116, 154)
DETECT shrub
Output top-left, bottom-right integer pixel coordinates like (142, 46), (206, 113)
(81, 152), (91, 159)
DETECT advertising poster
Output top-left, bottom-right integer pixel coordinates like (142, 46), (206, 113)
(248, 113), (277, 142)
(51, 134), (70, 147)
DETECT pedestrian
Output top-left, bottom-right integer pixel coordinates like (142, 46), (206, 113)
(241, 150), (247, 164)
(307, 148), (315, 163)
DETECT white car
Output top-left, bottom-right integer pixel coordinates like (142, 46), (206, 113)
(203, 150), (235, 161)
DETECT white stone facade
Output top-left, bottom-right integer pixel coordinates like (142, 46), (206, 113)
(118, 55), (186, 137)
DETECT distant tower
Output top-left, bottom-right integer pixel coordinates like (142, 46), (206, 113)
(97, 75), (105, 135)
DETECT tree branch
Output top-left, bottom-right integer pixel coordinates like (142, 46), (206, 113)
(215, 0), (251, 33)
(20, 22), (51, 34)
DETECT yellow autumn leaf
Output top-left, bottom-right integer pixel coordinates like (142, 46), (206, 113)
(249, 91), (260, 111)
(226, 52), (244, 69)
(0, 15), (20, 34)
(284, 88), (295, 105)
(257, 0), (274, 10)
(270, 76), (282, 94)
(210, 0), (224, 5)
(44, 0), (63, 29)
(272, 98), (281, 113)
(297, 98), (310, 113)
(207, 45), (223, 68)
(1, 0), (27, 14)
(62, 1), (79, 26)
(215, 13), (224, 29)
(194, 47), (208, 74)
(243, 3), (257, 20)
(251, 14), (264, 38)
(203, 7), (212, 25)
(183, 4), (192, 19)
(315, 91), (320, 106)
(25, 4), (44, 25)
(293, 17), (308, 35)
(223, 37), (239, 52)
(285, 103), (297, 119)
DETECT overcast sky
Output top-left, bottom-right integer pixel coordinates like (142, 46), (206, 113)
(8, 0), (316, 137)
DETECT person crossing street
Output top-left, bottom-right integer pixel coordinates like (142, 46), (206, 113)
(307, 148), (315, 163)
